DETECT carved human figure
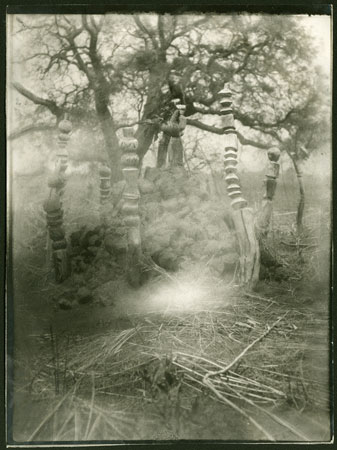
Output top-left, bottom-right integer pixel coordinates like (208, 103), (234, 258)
(256, 147), (281, 237)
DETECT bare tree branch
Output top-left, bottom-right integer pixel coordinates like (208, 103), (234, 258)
(12, 82), (64, 118)
(8, 123), (56, 140)
(237, 132), (271, 149)
(186, 118), (270, 149)
(172, 16), (208, 40)
(234, 109), (296, 130)
(186, 118), (231, 134)
(134, 16), (159, 50)
(157, 15), (166, 49)
(190, 100), (298, 133)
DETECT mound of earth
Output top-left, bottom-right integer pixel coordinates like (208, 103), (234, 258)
(51, 167), (299, 311)
(52, 169), (238, 309)
(139, 167), (237, 274)
(93, 168), (238, 277)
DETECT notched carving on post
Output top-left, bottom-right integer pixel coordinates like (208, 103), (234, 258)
(120, 127), (143, 287)
(220, 85), (260, 289)
(44, 115), (72, 282)
(43, 192), (70, 283)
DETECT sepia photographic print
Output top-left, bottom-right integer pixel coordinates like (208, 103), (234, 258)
(6, 7), (333, 445)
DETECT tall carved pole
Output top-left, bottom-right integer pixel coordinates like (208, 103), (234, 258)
(99, 163), (112, 224)
(219, 85), (260, 289)
(256, 147), (281, 237)
(56, 115), (72, 196)
(44, 115), (72, 280)
(43, 192), (70, 283)
(120, 127), (142, 287)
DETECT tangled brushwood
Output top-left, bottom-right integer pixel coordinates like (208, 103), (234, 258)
(18, 280), (329, 441)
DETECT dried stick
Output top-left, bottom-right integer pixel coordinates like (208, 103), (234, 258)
(225, 383), (310, 441)
(86, 413), (102, 440)
(74, 407), (79, 441)
(203, 312), (289, 382)
(84, 372), (95, 440)
(203, 378), (275, 441)
(174, 351), (224, 370)
(243, 292), (275, 303)
(54, 411), (74, 441)
(28, 390), (73, 441)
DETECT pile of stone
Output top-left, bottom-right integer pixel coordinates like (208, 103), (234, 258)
(139, 167), (238, 275)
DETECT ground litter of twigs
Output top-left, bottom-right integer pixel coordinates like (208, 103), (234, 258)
(12, 266), (331, 442)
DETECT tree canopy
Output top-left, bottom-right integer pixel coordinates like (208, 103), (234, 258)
(9, 13), (330, 180)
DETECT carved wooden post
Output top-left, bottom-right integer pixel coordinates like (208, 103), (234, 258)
(219, 85), (260, 289)
(256, 147), (281, 237)
(45, 116), (72, 266)
(47, 174), (66, 199)
(56, 115), (72, 196)
(43, 192), (70, 283)
(120, 127), (142, 287)
(99, 163), (112, 224)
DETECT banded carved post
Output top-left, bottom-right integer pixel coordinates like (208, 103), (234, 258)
(45, 116), (72, 265)
(43, 192), (70, 283)
(219, 85), (260, 289)
(256, 147), (281, 237)
(56, 116), (72, 196)
(47, 174), (66, 199)
(99, 163), (112, 224)
(120, 128), (142, 287)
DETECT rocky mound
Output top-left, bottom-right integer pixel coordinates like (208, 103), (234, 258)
(139, 167), (237, 274)
(69, 168), (238, 279)
(51, 169), (239, 309)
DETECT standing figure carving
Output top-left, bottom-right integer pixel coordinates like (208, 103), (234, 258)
(257, 147), (281, 237)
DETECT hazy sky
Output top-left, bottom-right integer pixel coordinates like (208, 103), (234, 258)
(301, 15), (331, 71)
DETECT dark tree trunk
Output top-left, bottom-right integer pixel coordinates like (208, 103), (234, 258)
(136, 60), (169, 164)
(292, 157), (305, 234)
(98, 112), (122, 182)
(93, 82), (122, 182)
(136, 123), (157, 168)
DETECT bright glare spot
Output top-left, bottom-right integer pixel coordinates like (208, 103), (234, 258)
(154, 281), (205, 312)
(117, 267), (233, 316)
(144, 271), (221, 313)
